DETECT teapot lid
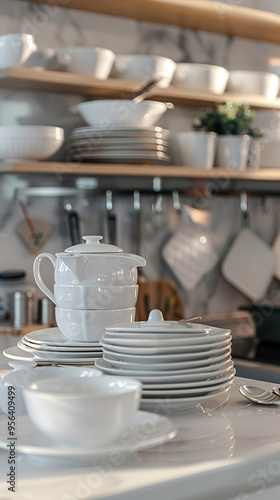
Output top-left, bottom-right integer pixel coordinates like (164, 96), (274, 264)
(65, 235), (123, 254)
(105, 309), (209, 333)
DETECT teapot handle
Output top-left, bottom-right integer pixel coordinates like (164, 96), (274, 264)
(33, 253), (56, 305)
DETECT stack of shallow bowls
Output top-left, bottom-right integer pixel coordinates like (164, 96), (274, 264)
(96, 309), (235, 412)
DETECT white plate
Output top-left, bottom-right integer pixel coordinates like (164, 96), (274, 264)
(95, 358), (234, 382)
(143, 367), (236, 389)
(105, 321), (210, 334)
(3, 345), (101, 364)
(24, 328), (99, 347)
(101, 333), (231, 349)
(104, 330), (231, 343)
(142, 373), (235, 397)
(102, 347), (231, 368)
(100, 338), (231, 355)
(140, 384), (232, 412)
(71, 126), (169, 136)
(22, 337), (102, 352)
(17, 340), (102, 359)
(0, 411), (176, 461)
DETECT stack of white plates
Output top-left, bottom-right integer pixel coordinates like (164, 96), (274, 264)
(3, 327), (103, 365)
(96, 309), (235, 412)
(66, 126), (170, 164)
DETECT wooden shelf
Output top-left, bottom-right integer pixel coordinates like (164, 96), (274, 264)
(20, 0), (280, 44)
(2, 67), (280, 110)
(1, 161), (280, 180)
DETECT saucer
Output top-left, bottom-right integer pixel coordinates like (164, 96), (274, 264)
(24, 328), (98, 347)
(3, 346), (99, 365)
(0, 411), (176, 460)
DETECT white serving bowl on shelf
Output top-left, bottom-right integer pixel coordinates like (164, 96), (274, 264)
(0, 126), (64, 160)
(77, 100), (169, 128)
(0, 33), (37, 69)
(22, 375), (142, 447)
(172, 63), (229, 95)
(227, 70), (280, 99)
(111, 54), (176, 88)
(53, 47), (116, 78)
(0, 364), (101, 416)
(55, 306), (136, 342)
(53, 283), (139, 309)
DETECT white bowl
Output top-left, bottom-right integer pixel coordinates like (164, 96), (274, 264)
(172, 63), (229, 95)
(111, 55), (176, 88)
(53, 284), (138, 309)
(227, 71), (280, 99)
(0, 126), (64, 160)
(0, 33), (37, 69)
(23, 375), (141, 447)
(77, 100), (168, 129)
(55, 306), (136, 342)
(54, 47), (115, 78)
(173, 131), (217, 168)
(0, 365), (102, 416)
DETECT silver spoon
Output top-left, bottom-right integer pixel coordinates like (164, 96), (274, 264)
(239, 385), (280, 405)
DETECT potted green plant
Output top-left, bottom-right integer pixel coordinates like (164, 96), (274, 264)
(192, 102), (262, 170)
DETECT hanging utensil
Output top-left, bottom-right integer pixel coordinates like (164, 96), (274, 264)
(16, 200), (52, 254)
(63, 201), (82, 246)
(106, 190), (117, 245)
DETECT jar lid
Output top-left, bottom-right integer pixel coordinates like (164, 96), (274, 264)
(65, 235), (123, 254)
(105, 309), (208, 333)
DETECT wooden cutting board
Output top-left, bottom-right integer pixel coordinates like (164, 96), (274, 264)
(16, 219), (52, 254)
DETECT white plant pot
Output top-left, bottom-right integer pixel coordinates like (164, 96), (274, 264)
(215, 135), (250, 171)
(174, 131), (217, 169)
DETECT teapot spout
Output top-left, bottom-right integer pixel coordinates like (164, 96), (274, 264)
(59, 254), (88, 283)
(125, 254), (146, 270)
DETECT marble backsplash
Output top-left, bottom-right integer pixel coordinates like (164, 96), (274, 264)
(0, 0), (280, 320)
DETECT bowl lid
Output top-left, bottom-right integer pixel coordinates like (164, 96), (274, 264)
(105, 309), (208, 333)
(65, 235), (123, 254)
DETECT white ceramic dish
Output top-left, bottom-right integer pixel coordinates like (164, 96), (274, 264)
(55, 306), (136, 342)
(0, 33), (37, 69)
(70, 126), (169, 137)
(17, 340), (102, 358)
(103, 349), (231, 370)
(0, 411), (176, 462)
(222, 228), (275, 302)
(140, 383), (232, 411)
(111, 54), (176, 88)
(0, 366), (101, 416)
(173, 131), (217, 169)
(172, 63), (229, 95)
(104, 330), (231, 342)
(0, 125), (64, 160)
(101, 333), (231, 349)
(53, 284), (138, 309)
(21, 337), (101, 352)
(101, 340), (230, 358)
(142, 367), (236, 389)
(227, 70), (280, 99)
(23, 375), (141, 447)
(33, 235), (146, 290)
(95, 359), (234, 383)
(3, 345), (100, 364)
(24, 327), (98, 347)
(54, 47), (115, 78)
(142, 376), (234, 397)
(77, 100), (169, 129)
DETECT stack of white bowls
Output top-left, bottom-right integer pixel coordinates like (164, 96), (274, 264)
(96, 309), (235, 412)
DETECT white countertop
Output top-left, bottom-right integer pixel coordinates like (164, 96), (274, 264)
(1, 365), (280, 500)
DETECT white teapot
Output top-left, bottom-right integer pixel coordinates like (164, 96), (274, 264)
(33, 235), (146, 303)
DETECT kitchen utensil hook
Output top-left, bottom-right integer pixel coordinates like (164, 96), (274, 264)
(240, 192), (250, 228)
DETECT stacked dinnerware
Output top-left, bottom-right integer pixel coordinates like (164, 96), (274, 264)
(66, 125), (170, 164)
(96, 309), (235, 412)
(3, 236), (146, 366)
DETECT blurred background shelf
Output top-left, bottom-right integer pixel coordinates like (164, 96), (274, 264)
(20, 0), (280, 44)
(1, 67), (280, 110)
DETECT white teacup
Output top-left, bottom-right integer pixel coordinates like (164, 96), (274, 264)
(53, 284), (139, 310)
(0, 33), (37, 69)
(55, 306), (136, 342)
